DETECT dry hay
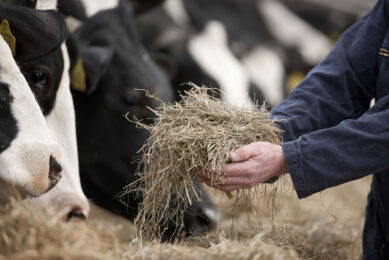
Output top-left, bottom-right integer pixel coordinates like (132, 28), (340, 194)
(205, 176), (366, 260)
(0, 199), (120, 260)
(122, 84), (283, 240)
(0, 177), (367, 260)
(0, 198), (297, 260)
(123, 233), (299, 260)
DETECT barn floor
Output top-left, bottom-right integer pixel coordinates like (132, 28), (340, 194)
(0, 175), (370, 259)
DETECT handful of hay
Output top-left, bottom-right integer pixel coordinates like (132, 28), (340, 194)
(123, 84), (282, 241)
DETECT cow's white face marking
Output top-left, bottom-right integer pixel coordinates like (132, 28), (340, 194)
(242, 46), (285, 107)
(0, 37), (61, 201)
(32, 0), (89, 217)
(163, 0), (190, 27)
(259, 0), (332, 65)
(33, 44), (89, 214)
(35, 0), (57, 10)
(80, 0), (119, 17)
(188, 21), (253, 108)
(148, 0), (189, 49)
(65, 16), (82, 34)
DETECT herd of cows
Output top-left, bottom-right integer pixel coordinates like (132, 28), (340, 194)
(0, 0), (363, 240)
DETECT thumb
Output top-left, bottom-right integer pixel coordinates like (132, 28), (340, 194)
(229, 142), (262, 163)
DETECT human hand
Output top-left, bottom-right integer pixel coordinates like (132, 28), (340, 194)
(199, 142), (288, 192)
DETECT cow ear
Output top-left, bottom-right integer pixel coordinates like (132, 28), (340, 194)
(66, 34), (80, 71)
(151, 52), (177, 81)
(124, 0), (164, 15)
(0, 4), (67, 61)
(0, 0), (37, 8)
(57, 0), (87, 21)
(71, 46), (114, 95)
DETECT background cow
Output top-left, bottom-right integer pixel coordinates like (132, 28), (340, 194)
(62, 0), (219, 239)
(134, 0), (336, 109)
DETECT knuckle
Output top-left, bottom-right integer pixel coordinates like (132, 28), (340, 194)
(254, 141), (263, 149)
(235, 149), (246, 159)
(247, 173), (255, 183)
(260, 141), (272, 150)
(248, 165), (257, 177)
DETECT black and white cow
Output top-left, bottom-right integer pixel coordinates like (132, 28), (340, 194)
(35, 0), (89, 219)
(0, 1), (89, 218)
(63, 0), (334, 107)
(135, 0), (335, 107)
(63, 0), (219, 239)
(136, 0), (267, 108)
(0, 30), (62, 202)
(77, 0), (164, 17)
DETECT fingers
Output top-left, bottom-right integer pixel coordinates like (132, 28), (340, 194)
(230, 142), (264, 162)
(200, 175), (250, 186)
(200, 177), (250, 192)
(212, 185), (244, 192)
(197, 142), (284, 192)
(201, 175), (277, 192)
(224, 162), (252, 177)
(198, 161), (252, 179)
(199, 163), (258, 188)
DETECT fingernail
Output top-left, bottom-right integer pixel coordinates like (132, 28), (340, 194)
(230, 151), (237, 161)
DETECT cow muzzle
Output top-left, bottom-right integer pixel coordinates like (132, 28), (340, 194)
(184, 202), (220, 236)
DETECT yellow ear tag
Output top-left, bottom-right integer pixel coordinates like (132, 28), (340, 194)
(71, 58), (87, 92)
(0, 20), (16, 56)
(286, 71), (305, 94)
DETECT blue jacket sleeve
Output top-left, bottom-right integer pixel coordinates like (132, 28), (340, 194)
(271, 0), (388, 142)
(283, 95), (389, 198)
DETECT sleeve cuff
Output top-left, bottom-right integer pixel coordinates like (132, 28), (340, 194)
(282, 140), (312, 199)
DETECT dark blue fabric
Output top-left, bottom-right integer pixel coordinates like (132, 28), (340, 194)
(271, 0), (389, 258)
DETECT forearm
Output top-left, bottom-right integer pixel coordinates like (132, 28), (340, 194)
(272, 0), (388, 141)
(284, 96), (389, 198)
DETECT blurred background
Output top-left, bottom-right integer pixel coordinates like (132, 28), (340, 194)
(133, 0), (376, 107)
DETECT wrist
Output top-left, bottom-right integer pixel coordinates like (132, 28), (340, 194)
(277, 145), (289, 176)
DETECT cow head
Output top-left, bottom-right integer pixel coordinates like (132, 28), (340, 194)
(73, 0), (173, 115)
(0, 1), (89, 218)
(71, 0), (218, 239)
(35, 40), (89, 219)
(0, 35), (62, 202)
(35, 0), (89, 219)
(71, 1), (173, 208)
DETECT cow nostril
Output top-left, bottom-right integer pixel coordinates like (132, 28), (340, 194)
(47, 156), (62, 191)
(197, 212), (211, 226)
(49, 156), (62, 176)
(67, 208), (88, 221)
(185, 207), (219, 236)
(198, 207), (219, 229)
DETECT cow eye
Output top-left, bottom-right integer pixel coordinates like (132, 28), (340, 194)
(30, 71), (47, 89)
